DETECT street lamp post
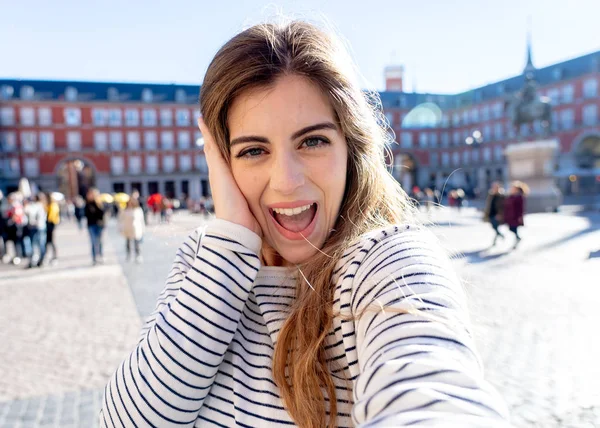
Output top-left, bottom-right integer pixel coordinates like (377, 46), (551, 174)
(465, 129), (484, 195)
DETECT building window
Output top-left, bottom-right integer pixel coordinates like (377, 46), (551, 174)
(176, 109), (189, 126)
(23, 158), (39, 177)
(470, 108), (479, 123)
(418, 132), (428, 148)
(1, 132), (17, 152)
(553, 68), (563, 80)
(108, 109), (122, 126)
(441, 114), (449, 128)
(146, 155), (158, 174)
(128, 155), (142, 174)
(1, 85), (14, 100)
(441, 152), (449, 167)
(583, 104), (598, 126)
(111, 156), (124, 175)
(39, 131), (54, 152)
(94, 132), (108, 151)
(194, 131), (202, 147)
(462, 110), (469, 125)
(142, 109), (157, 127)
(493, 102), (503, 119)
(494, 146), (504, 162)
(142, 89), (153, 103)
(107, 87), (119, 101)
(1, 107), (15, 125)
(19, 107), (35, 126)
(385, 112), (394, 127)
(583, 78), (598, 98)
(194, 154), (208, 173)
(144, 131), (158, 150)
(5, 157), (21, 176)
(494, 123), (504, 141)
(430, 152), (438, 167)
(125, 109), (139, 127)
(92, 108), (108, 126)
(175, 89), (187, 103)
(472, 148), (480, 163)
(160, 109), (173, 127)
(38, 107), (52, 126)
(429, 133), (438, 148)
(179, 154), (192, 172)
(452, 113), (459, 126)
(441, 132), (449, 148)
(127, 131), (141, 151)
(67, 131), (81, 151)
(547, 88), (560, 105)
(109, 131), (123, 151)
(178, 131), (191, 150)
(562, 84), (574, 104)
(462, 150), (470, 165)
(65, 86), (78, 101)
(64, 108), (81, 126)
(452, 152), (460, 166)
(400, 132), (413, 148)
(192, 109), (201, 124)
(560, 109), (575, 130)
(483, 147), (492, 163)
(20, 132), (37, 152)
(483, 125), (491, 141)
(162, 155), (175, 173)
(452, 131), (460, 146)
(482, 105), (490, 121)
(20, 85), (34, 100)
(161, 131), (174, 150)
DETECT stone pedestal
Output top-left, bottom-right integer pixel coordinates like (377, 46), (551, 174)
(505, 139), (563, 213)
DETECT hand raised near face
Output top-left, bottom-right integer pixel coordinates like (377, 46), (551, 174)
(198, 118), (262, 237)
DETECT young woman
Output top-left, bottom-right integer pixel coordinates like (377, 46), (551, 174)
(84, 188), (105, 265)
(101, 21), (510, 427)
(118, 198), (145, 263)
(44, 192), (60, 264)
(504, 181), (528, 248)
(484, 181), (506, 246)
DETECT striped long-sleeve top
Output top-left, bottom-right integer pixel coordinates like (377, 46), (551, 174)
(100, 219), (511, 427)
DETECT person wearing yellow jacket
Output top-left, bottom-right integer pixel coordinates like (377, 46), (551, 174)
(42, 192), (60, 265)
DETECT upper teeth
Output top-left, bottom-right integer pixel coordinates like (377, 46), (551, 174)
(272, 204), (313, 216)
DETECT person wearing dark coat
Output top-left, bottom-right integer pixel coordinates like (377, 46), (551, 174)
(483, 182), (506, 246)
(504, 181), (529, 248)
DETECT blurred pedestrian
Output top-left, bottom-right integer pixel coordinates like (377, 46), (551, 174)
(119, 198), (145, 263)
(423, 188), (435, 213)
(74, 196), (85, 230)
(0, 190), (7, 262)
(5, 193), (27, 265)
(483, 181), (505, 246)
(131, 190), (147, 225)
(455, 188), (465, 212)
(504, 181), (529, 249)
(84, 188), (106, 265)
(25, 193), (48, 268)
(41, 192), (60, 265)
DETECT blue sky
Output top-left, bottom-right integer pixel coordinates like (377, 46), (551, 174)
(2, 0), (599, 93)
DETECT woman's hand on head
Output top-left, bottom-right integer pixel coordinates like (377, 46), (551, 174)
(198, 118), (262, 237)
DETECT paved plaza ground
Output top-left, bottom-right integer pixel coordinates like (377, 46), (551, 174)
(0, 207), (598, 427)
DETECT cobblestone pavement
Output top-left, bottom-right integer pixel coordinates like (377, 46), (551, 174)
(0, 209), (599, 427)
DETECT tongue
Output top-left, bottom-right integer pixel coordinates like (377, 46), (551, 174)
(274, 206), (316, 233)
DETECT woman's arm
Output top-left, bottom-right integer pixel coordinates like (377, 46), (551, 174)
(100, 219), (262, 427)
(351, 226), (511, 427)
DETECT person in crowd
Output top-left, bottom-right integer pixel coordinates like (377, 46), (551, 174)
(24, 193), (47, 268)
(118, 198), (145, 263)
(101, 20), (510, 427)
(40, 192), (60, 265)
(74, 196), (86, 230)
(0, 190), (6, 262)
(423, 187), (435, 213)
(160, 197), (173, 223)
(504, 181), (529, 249)
(5, 193), (28, 265)
(84, 188), (105, 265)
(130, 189), (147, 225)
(484, 181), (506, 246)
(455, 188), (465, 211)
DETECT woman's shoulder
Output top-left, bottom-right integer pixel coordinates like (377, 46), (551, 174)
(337, 223), (440, 272)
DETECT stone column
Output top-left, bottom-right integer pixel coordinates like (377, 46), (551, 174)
(504, 139), (563, 213)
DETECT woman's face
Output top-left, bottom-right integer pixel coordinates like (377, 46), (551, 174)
(228, 75), (348, 266)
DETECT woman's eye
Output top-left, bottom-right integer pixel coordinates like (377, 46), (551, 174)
(237, 147), (265, 158)
(301, 137), (329, 149)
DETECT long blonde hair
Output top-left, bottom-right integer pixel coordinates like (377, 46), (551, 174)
(200, 20), (415, 428)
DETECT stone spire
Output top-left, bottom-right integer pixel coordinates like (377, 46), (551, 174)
(524, 17), (536, 78)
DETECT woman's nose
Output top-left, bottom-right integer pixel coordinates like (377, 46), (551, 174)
(269, 153), (305, 195)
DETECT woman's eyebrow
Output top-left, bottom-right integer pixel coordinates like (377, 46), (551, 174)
(229, 121), (337, 147)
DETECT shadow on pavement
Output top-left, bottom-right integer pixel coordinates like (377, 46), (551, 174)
(454, 247), (510, 264)
(589, 249), (600, 259)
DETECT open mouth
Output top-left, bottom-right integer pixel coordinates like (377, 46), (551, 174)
(269, 203), (317, 235)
